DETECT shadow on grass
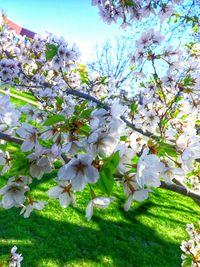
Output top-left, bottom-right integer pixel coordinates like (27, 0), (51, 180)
(1, 195), (196, 267)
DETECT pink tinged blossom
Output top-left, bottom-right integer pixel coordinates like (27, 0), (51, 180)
(16, 123), (38, 152)
(110, 100), (126, 119)
(87, 131), (117, 157)
(27, 145), (53, 179)
(47, 181), (76, 208)
(9, 246), (23, 267)
(124, 188), (152, 211)
(186, 223), (195, 238)
(62, 140), (83, 155)
(159, 4), (174, 22)
(141, 3), (155, 18)
(20, 104), (38, 121)
(135, 149), (165, 188)
(123, 179), (152, 211)
(0, 150), (12, 174)
(0, 179), (29, 209)
(86, 196), (115, 221)
(180, 240), (194, 254)
(117, 145), (136, 174)
(58, 154), (99, 191)
(0, 95), (21, 127)
(51, 56), (64, 70)
(90, 108), (107, 130)
(162, 167), (185, 183)
(20, 201), (47, 218)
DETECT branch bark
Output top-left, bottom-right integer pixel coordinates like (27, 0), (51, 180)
(160, 181), (200, 206)
(0, 132), (23, 145)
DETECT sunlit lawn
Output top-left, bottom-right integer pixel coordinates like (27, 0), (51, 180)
(0, 90), (199, 266)
(0, 171), (199, 267)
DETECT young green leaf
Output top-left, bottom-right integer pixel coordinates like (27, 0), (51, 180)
(44, 114), (65, 126)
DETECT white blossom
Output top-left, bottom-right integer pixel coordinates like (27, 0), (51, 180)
(86, 196), (115, 221)
(58, 154), (99, 191)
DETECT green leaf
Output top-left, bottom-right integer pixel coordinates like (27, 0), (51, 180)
(79, 108), (93, 119)
(182, 256), (193, 267)
(99, 76), (108, 84)
(97, 168), (114, 195)
(193, 25), (198, 33)
(183, 76), (194, 86)
(175, 95), (183, 103)
(45, 44), (59, 60)
(105, 150), (120, 173)
(76, 64), (90, 85)
(44, 114), (65, 126)
(195, 120), (200, 126)
(97, 151), (120, 195)
(120, 136), (128, 142)
(157, 141), (178, 158)
(55, 96), (64, 107)
(161, 118), (168, 126)
(130, 102), (138, 114)
(79, 125), (91, 134)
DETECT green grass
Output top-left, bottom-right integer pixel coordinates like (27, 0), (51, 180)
(0, 90), (199, 266)
(0, 171), (199, 267)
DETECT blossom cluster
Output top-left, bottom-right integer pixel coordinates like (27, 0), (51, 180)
(92, 0), (184, 27)
(181, 222), (200, 267)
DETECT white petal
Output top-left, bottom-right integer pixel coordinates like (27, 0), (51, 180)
(47, 186), (62, 198)
(34, 201), (47, 210)
(133, 189), (151, 202)
(71, 172), (86, 191)
(93, 196), (115, 208)
(21, 141), (34, 152)
(58, 164), (76, 180)
(30, 164), (43, 179)
(84, 166), (99, 184)
(13, 192), (25, 205)
(59, 193), (71, 208)
(124, 194), (133, 211)
(88, 132), (98, 144)
(2, 193), (14, 209)
(85, 201), (94, 221)
(23, 205), (33, 218)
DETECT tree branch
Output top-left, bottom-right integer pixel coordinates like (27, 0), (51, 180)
(160, 181), (200, 206)
(0, 132), (23, 145)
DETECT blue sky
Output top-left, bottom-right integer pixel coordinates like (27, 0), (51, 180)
(0, 0), (124, 61)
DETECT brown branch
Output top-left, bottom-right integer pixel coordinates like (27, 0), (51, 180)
(160, 181), (200, 206)
(0, 132), (23, 145)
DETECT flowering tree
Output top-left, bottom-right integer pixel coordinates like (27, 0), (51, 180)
(0, 0), (199, 230)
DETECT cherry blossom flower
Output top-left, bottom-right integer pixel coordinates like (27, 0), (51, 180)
(0, 150), (12, 174)
(0, 177), (29, 209)
(9, 246), (23, 267)
(58, 154), (99, 191)
(87, 130), (117, 157)
(47, 181), (76, 208)
(123, 179), (152, 211)
(86, 196), (115, 221)
(20, 200), (47, 218)
(16, 123), (38, 152)
(135, 149), (165, 188)
(117, 144), (136, 174)
(27, 144), (53, 179)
